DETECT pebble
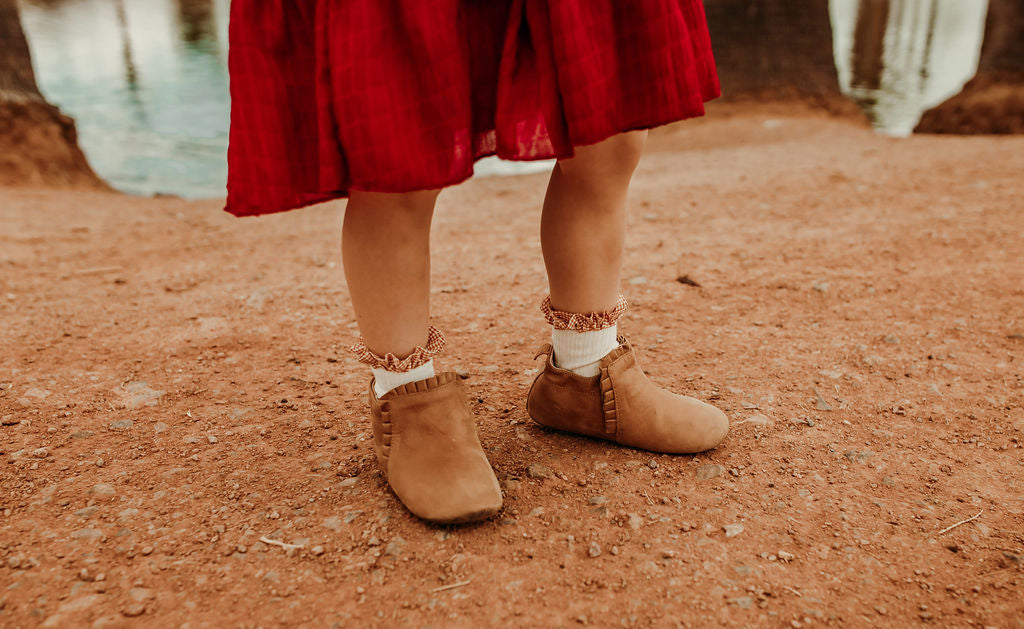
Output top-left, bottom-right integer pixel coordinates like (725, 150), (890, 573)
(91, 483), (117, 500)
(813, 389), (833, 411)
(646, 460), (658, 470)
(119, 382), (165, 409)
(322, 516), (342, 532)
(153, 422), (168, 433)
(843, 449), (874, 464)
(74, 507), (98, 518)
(109, 419), (133, 430)
(723, 523), (744, 538)
(729, 596), (754, 609)
(1, 414), (18, 426)
(588, 496), (608, 506)
(695, 464), (725, 480)
(744, 414), (770, 426)
(778, 550), (795, 561)
(31, 447), (49, 458)
(311, 545), (325, 556)
(587, 542), (602, 558)
(207, 435), (218, 444)
(71, 528), (104, 541)
(526, 463), (554, 479)
(128, 587), (153, 603)
(384, 536), (405, 557)
(121, 603), (146, 617)
(627, 514), (643, 531)
(628, 276), (648, 285)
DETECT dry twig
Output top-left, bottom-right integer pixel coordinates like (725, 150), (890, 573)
(937, 510), (983, 535)
(259, 536), (304, 550)
(430, 580), (472, 593)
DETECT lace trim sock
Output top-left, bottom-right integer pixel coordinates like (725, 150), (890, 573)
(540, 295), (628, 377)
(350, 326), (446, 397)
(371, 360), (436, 398)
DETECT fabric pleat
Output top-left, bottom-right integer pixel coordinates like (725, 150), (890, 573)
(226, 0), (720, 216)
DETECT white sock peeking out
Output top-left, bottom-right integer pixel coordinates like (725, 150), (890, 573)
(551, 325), (620, 377)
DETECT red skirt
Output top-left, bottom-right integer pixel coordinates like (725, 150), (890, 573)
(225, 0), (720, 217)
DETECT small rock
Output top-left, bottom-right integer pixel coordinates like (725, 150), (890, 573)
(31, 447), (49, 458)
(744, 414), (770, 426)
(128, 587), (153, 603)
(74, 506), (98, 519)
(117, 382), (165, 409)
(729, 596), (754, 609)
(811, 282), (829, 293)
(588, 496), (607, 506)
(883, 335), (900, 345)
(207, 435), (218, 444)
(322, 516), (342, 532)
(723, 523), (744, 538)
(862, 355), (884, 368)
(628, 276), (648, 285)
(695, 464), (725, 480)
(109, 419), (133, 430)
(480, 365), (500, 373)
(1, 414), (18, 426)
(91, 483), (117, 500)
(587, 542), (602, 558)
(627, 514), (643, 531)
(383, 536), (405, 557)
(813, 389), (833, 411)
(153, 422), (168, 434)
(121, 603), (146, 617)
(778, 550), (795, 561)
(71, 529), (104, 541)
(646, 460), (658, 470)
(311, 545), (325, 556)
(526, 463), (553, 479)
(843, 449), (874, 464)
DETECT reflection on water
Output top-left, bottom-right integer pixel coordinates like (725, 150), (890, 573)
(20, 0), (231, 198)
(832, 0), (988, 136)
(19, 0), (989, 197)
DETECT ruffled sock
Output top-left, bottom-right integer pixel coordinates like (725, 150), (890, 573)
(351, 325), (446, 398)
(540, 295), (628, 377)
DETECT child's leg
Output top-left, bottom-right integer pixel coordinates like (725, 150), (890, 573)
(342, 189), (502, 523)
(540, 130), (647, 376)
(343, 189), (438, 356)
(541, 130), (646, 312)
(528, 129), (728, 454)
(343, 190), (441, 396)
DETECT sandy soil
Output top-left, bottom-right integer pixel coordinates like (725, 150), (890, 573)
(1, 105), (1023, 628)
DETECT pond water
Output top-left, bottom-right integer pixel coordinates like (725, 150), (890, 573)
(19, 0), (988, 199)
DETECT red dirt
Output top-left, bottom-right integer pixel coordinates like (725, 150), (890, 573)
(1, 106), (1023, 628)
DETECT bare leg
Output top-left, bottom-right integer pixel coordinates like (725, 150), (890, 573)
(341, 189), (439, 357)
(540, 130), (647, 312)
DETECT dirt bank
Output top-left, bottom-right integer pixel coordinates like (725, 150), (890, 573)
(1, 106), (1022, 627)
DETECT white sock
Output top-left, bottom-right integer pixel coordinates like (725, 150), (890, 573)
(372, 360), (436, 398)
(551, 325), (620, 377)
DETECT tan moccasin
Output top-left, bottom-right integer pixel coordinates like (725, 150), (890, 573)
(526, 336), (728, 453)
(369, 372), (502, 524)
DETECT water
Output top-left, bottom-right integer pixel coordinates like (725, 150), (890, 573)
(19, 0), (989, 198)
(831, 0), (988, 137)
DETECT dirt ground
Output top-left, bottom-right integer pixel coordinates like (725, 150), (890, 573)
(1, 105), (1023, 628)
